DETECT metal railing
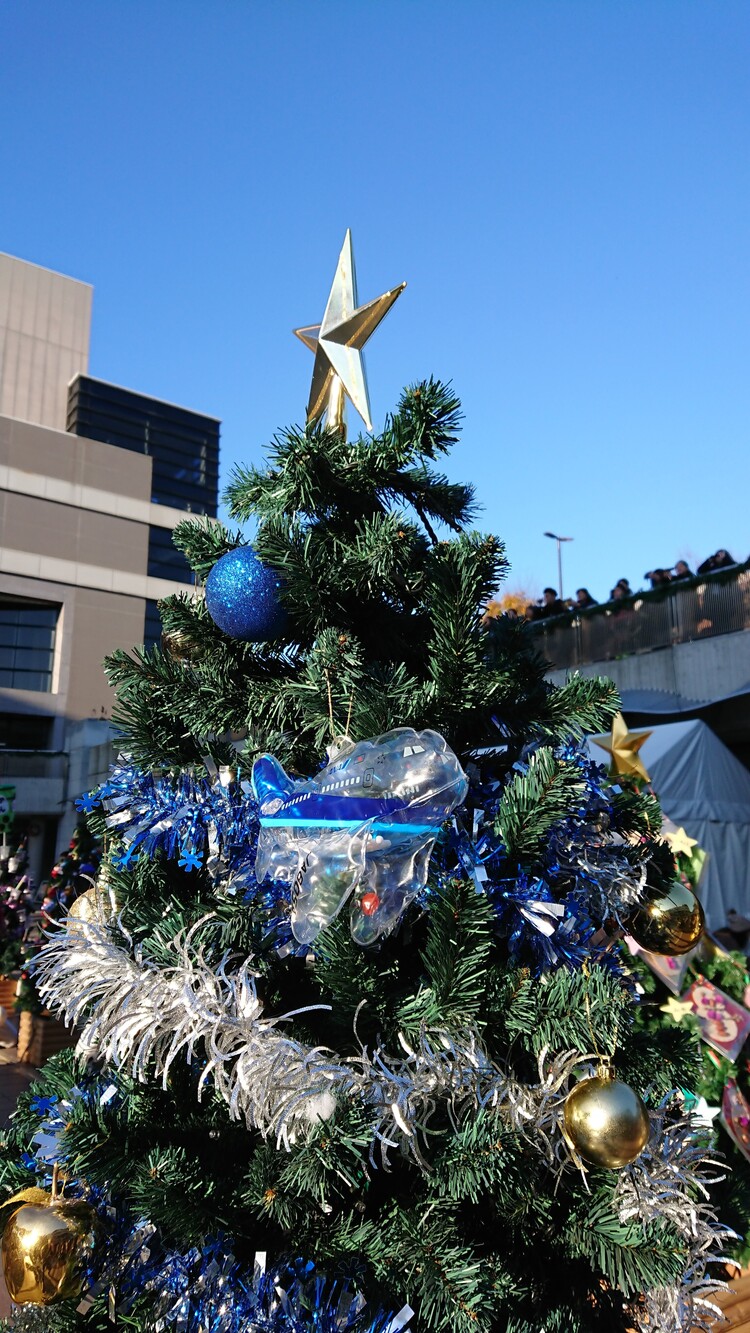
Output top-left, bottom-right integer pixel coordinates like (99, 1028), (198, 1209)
(0, 750), (68, 780)
(528, 564), (750, 670)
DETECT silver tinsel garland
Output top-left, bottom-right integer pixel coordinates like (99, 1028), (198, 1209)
(33, 913), (731, 1332)
(616, 1101), (736, 1332)
(34, 914), (580, 1161)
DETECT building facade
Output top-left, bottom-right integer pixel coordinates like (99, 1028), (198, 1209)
(0, 253), (220, 880)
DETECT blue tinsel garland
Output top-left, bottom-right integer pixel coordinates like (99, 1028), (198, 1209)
(77, 762), (260, 877)
(75, 743), (637, 976)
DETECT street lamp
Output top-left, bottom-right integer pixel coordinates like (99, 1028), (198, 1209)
(543, 532), (574, 601)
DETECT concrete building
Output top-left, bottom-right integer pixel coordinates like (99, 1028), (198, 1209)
(0, 253), (219, 880)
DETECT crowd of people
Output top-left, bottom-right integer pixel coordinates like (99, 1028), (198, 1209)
(521, 548), (742, 623)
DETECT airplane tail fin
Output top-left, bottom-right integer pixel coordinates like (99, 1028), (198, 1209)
(251, 754), (296, 808)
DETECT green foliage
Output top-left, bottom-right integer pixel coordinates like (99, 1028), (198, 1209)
(312, 914), (403, 1039)
(431, 1111), (531, 1205)
(701, 946), (750, 1004)
(397, 876), (495, 1034)
(562, 1197), (685, 1297)
(535, 674), (621, 742)
(324, 1204), (503, 1333)
(492, 964), (629, 1064)
(625, 942), (750, 1263)
(0, 938), (22, 976)
(619, 1024), (702, 1101)
(225, 381), (471, 531)
(171, 517), (241, 582)
(105, 380), (584, 773)
(609, 783), (662, 839)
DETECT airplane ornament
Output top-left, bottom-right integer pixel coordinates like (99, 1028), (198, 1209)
(252, 728), (467, 946)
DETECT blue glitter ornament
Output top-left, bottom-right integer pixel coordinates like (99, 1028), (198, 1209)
(205, 546), (287, 641)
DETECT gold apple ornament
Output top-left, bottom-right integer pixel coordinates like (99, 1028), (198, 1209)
(563, 1061), (651, 1169)
(1, 1165), (99, 1305)
(161, 625), (202, 665)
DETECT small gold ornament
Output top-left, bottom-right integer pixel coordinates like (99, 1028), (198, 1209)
(563, 1065), (650, 1169)
(1, 1176), (98, 1306)
(627, 880), (704, 956)
(66, 883), (113, 934)
(161, 626), (200, 665)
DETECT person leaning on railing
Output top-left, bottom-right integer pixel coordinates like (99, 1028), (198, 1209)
(570, 588), (598, 611)
(671, 559), (694, 581)
(609, 578), (633, 601)
(697, 549), (737, 575)
(645, 567), (673, 589)
(536, 588), (567, 619)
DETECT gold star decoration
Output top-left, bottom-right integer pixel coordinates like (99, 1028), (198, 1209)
(660, 996), (694, 1022)
(294, 229), (406, 436)
(592, 712), (652, 782)
(662, 821), (698, 858)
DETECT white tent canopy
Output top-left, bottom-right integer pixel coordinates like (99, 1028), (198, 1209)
(586, 719), (750, 931)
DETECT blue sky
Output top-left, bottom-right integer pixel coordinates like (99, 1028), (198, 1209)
(2, 1), (749, 603)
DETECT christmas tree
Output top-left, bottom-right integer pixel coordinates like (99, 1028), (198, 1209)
(0, 237), (730, 1333)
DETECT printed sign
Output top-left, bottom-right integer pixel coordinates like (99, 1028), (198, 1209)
(680, 979), (750, 1062)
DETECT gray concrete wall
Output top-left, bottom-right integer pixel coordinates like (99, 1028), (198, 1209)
(0, 414), (163, 870)
(0, 492), (149, 574)
(0, 411), (152, 499)
(547, 628), (750, 707)
(0, 253), (92, 431)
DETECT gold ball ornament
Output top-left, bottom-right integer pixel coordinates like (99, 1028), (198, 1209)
(66, 886), (112, 934)
(563, 1066), (650, 1169)
(161, 626), (200, 665)
(627, 880), (704, 956)
(1, 1195), (98, 1306)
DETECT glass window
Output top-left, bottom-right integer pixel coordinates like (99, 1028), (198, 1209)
(143, 599), (162, 650)
(0, 598), (59, 691)
(148, 527), (194, 583)
(67, 375), (220, 518)
(0, 713), (54, 749)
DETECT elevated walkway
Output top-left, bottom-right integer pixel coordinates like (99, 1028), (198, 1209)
(530, 564), (750, 752)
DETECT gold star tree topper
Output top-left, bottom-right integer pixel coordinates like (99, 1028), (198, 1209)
(592, 711), (653, 782)
(294, 230), (405, 435)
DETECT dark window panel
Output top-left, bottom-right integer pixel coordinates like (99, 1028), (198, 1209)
(67, 375), (220, 519)
(0, 597), (58, 691)
(0, 670), (51, 692)
(143, 599), (162, 650)
(148, 526), (194, 583)
(0, 648), (53, 671)
(0, 713), (54, 749)
(0, 607), (58, 628)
